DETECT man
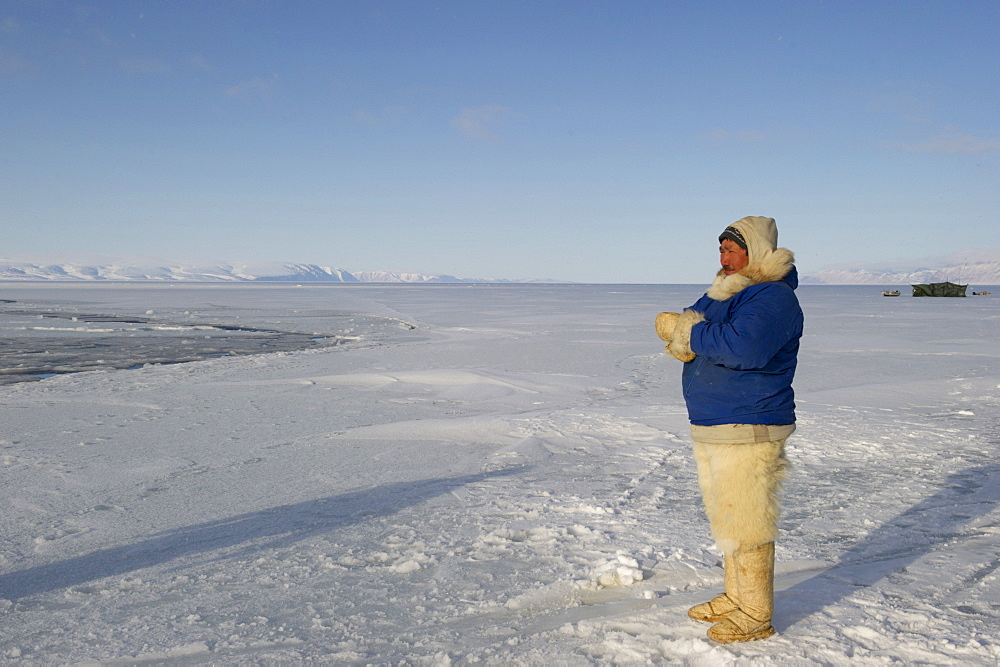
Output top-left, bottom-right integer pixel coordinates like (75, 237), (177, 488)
(655, 216), (802, 643)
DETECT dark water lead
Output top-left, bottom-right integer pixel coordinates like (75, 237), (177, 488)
(0, 309), (350, 385)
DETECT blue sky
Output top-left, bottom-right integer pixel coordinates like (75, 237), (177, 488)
(2, 1), (998, 282)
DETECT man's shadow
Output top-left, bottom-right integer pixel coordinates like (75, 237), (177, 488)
(775, 461), (1000, 631)
(0, 467), (524, 601)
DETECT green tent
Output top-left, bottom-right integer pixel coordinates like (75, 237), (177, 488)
(911, 281), (967, 297)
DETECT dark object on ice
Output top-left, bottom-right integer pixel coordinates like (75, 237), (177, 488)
(882, 290), (900, 297)
(911, 281), (967, 297)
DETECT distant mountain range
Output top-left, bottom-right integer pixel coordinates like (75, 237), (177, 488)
(2, 251), (998, 285)
(0, 255), (550, 284)
(802, 251), (1000, 285)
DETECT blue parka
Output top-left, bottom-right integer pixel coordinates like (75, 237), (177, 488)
(682, 265), (803, 426)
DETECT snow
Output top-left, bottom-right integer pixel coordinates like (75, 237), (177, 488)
(0, 282), (997, 664)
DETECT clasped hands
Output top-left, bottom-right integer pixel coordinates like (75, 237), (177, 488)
(655, 311), (698, 362)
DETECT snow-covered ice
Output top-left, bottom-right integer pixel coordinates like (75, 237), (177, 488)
(0, 282), (997, 664)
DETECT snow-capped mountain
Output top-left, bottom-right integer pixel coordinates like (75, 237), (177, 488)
(0, 255), (538, 284)
(350, 271), (467, 283)
(5, 251), (997, 285)
(249, 264), (360, 282)
(801, 249), (1000, 285)
(0, 255), (348, 282)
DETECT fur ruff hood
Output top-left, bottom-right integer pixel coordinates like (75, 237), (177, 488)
(707, 247), (796, 301)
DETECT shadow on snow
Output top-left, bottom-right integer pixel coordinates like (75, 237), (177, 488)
(0, 467), (525, 601)
(776, 460), (1000, 632)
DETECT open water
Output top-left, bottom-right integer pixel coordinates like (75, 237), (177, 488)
(0, 301), (346, 385)
(0, 283), (410, 385)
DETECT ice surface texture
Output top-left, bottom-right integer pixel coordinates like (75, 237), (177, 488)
(0, 283), (997, 663)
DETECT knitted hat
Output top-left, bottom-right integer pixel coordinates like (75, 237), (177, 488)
(718, 226), (748, 251)
(721, 216), (778, 265)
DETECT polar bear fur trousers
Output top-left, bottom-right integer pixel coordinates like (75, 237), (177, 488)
(689, 438), (788, 642)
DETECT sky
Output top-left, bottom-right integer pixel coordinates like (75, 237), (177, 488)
(2, 0), (998, 283)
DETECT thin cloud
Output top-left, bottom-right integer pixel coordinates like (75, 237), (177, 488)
(867, 80), (934, 122)
(702, 127), (767, 143)
(353, 109), (379, 125)
(119, 58), (172, 74)
(187, 54), (214, 72)
(701, 127), (808, 145)
(869, 84), (998, 153)
(351, 106), (406, 127)
(0, 47), (28, 74)
(88, 25), (114, 48)
(225, 76), (277, 104)
(451, 105), (512, 142)
(886, 128), (1000, 154)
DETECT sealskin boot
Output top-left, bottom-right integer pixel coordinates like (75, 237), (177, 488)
(707, 542), (776, 643)
(688, 556), (739, 622)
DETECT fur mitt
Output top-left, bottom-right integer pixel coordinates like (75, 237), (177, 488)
(666, 310), (705, 362)
(655, 312), (681, 341)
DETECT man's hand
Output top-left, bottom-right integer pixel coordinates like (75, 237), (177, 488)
(666, 310), (705, 362)
(655, 312), (681, 341)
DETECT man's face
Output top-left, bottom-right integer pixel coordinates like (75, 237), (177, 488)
(720, 239), (749, 275)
